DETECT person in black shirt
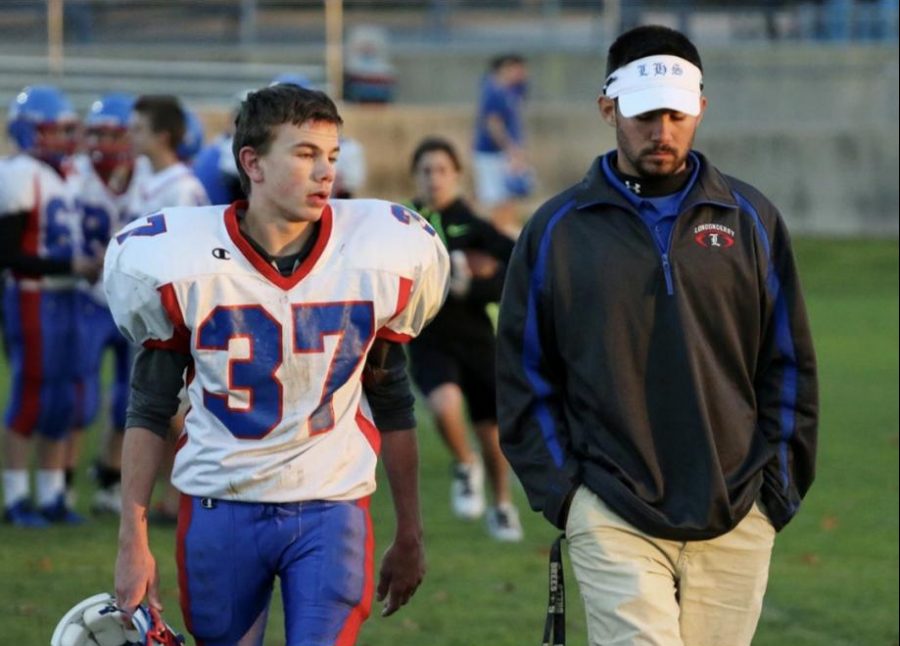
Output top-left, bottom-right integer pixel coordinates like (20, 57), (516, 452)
(407, 136), (523, 541)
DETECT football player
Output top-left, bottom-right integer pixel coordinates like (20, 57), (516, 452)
(406, 136), (522, 541)
(192, 90), (248, 206)
(126, 94), (210, 522)
(126, 94), (209, 220)
(176, 107), (205, 164)
(105, 84), (449, 645)
(65, 92), (150, 514)
(0, 85), (100, 527)
(269, 73), (368, 199)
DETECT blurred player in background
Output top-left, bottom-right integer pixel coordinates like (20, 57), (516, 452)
(0, 85), (101, 527)
(406, 136), (521, 541)
(127, 94), (209, 523)
(193, 90), (248, 205)
(497, 25), (818, 646)
(332, 133), (366, 199)
(127, 95), (209, 220)
(472, 53), (532, 237)
(176, 107), (205, 165)
(65, 92), (150, 514)
(107, 84), (448, 644)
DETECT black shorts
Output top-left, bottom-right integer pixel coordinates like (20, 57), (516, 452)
(408, 340), (497, 424)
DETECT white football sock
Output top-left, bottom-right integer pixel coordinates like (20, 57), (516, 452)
(36, 469), (66, 507)
(2, 470), (30, 508)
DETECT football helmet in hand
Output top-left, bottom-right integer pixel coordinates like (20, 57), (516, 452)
(50, 592), (184, 646)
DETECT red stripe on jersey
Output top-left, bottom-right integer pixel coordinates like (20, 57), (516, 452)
(224, 200), (333, 291)
(8, 291), (43, 434)
(376, 276), (414, 343)
(335, 496), (374, 646)
(393, 277), (413, 318)
(176, 494), (195, 637)
(142, 283), (191, 353)
(355, 407), (381, 455)
(375, 328), (412, 343)
(174, 431), (189, 453)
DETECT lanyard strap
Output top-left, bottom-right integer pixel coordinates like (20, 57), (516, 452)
(542, 533), (566, 646)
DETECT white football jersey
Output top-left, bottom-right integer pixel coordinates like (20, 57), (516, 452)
(69, 154), (151, 303)
(104, 199), (449, 502)
(125, 160), (209, 221)
(0, 154), (81, 289)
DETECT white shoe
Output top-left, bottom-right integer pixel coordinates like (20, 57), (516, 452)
(486, 502), (524, 542)
(91, 484), (122, 515)
(451, 460), (485, 520)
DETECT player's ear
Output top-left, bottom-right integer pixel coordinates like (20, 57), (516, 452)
(696, 95), (709, 126)
(598, 96), (617, 127)
(239, 146), (264, 184)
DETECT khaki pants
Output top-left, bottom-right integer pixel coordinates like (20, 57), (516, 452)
(565, 486), (775, 646)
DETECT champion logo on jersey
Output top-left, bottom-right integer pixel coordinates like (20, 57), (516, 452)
(212, 247), (231, 260)
(693, 223), (735, 249)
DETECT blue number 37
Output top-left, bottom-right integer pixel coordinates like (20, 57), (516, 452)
(196, 301), (375, 439)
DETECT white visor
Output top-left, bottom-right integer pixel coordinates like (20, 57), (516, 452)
(602, 55), (703, 117)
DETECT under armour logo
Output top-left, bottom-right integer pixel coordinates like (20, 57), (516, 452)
(624, 180), (642, 194)
(212, 248), (231, 260)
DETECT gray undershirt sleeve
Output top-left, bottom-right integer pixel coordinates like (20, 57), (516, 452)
(125, 346), (190, 438)
(363, 342), (417, 432)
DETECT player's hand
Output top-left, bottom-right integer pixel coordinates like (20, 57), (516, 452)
(448, 250), (472, 298)
(72, 255), (103, 284)
(114, 536), (162, 618)
(376, 533), (425, 617)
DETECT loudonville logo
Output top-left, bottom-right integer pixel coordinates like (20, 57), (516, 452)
(693, 223), (735, 249)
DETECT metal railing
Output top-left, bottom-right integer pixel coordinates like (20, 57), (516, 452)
(0, 54), (323, 110)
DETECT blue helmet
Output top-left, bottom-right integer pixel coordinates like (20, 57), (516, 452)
(176, 108), (205, 161)
(85, 92), (135, 129)
(85, 93), (136, 177)
(7, 85), (78, 152)
(270, 72), (313, 89)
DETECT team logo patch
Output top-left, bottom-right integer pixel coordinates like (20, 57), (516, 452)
(693, 223), (735, 249)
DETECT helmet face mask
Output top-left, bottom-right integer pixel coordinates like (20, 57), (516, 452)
(85, 93), (136, 181)
(86, 124), (134, 182)
(7, 85), (80, 166)
(51, 593), (185, 646)
(34, 119), (81, 160)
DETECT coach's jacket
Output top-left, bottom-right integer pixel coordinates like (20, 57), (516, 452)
(496, 151), (818, 541)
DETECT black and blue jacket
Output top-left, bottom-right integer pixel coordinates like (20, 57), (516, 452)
(496, 151), (818, 540)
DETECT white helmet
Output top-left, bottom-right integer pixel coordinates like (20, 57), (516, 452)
(50, 592), (184, 646)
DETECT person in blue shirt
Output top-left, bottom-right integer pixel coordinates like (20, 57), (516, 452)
(472, 53), (532, 237)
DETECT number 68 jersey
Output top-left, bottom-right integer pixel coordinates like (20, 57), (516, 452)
(104, 200), (449, 503)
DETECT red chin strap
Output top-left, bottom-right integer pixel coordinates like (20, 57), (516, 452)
(144, 607), (184, 646)
(91, 153), (133, 186)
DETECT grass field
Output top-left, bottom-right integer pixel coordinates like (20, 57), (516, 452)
(1, 238), (897, 646)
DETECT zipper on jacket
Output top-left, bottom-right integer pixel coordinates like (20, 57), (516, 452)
(661, 252), (674, 295)
(639, 219), (677, 297)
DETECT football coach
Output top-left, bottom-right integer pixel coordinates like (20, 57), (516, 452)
(496, 24), (818, 646)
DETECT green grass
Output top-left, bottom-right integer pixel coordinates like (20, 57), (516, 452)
(1, 238), (897, 645)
